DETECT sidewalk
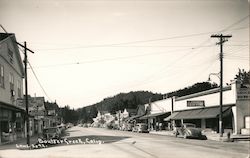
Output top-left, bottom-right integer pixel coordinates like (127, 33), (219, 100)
(149, 130), (250, 142)
(0, 135), (39, 150)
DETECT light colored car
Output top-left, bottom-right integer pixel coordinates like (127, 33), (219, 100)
(43, 127), (61, 139)
(132, 123), (149, 133)
(174, 123), (205, 139)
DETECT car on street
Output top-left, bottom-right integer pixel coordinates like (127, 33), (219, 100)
(132, 123), (149, 133)
(173, 123), (206, 139)
(122, 123), (133, 131)
(42, 127), (61, 139)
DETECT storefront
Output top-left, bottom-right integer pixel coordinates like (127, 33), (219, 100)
(165, 105), (234, 133)
(0, 102), (26, 144)
(163, 80), (250, 135)
(140, 112), (170, 131)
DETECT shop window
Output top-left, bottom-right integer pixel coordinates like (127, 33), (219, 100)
(0, 121), (9, 133)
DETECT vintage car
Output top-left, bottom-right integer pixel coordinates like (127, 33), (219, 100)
(42, 127), (61, 139)
(174, 123), (205, 139)
(132, 123), (149, 133)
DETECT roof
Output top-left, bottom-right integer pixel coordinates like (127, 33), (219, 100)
(0, 101), (26, 112)
(44, 101), (59, 110)
(175, 86), (231, 101)
(0, 33), (10, 41)
(165, 105), (233, 120)
(140, 112), (170, 119)
(0, 33), (25, 76)
(125, 114), (145, 121)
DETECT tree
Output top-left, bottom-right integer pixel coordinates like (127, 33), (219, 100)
(235, 69), (250, 86)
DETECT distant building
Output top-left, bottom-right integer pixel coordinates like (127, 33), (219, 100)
(16, 96), (46, 135)
(0, 33), (26, 144)
(44, 101), (61, 127)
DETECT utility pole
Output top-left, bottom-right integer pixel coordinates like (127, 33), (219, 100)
(16, 42), (34, 146)
(211, 34), (232, 137)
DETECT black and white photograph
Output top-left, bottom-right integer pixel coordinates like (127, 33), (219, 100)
(0, 0), (249, 158)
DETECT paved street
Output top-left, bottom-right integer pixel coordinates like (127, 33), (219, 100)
(0, 126), (249, 158)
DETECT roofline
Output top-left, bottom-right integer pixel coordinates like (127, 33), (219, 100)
(0, 33), (25, 76)
(0, 100), (26, 112)
(175, 86), (231, 101)
(173, 103), (235, 112)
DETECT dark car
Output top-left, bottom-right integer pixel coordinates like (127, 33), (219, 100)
(174, 123), (205, 139)
(43, 127), (61, 139)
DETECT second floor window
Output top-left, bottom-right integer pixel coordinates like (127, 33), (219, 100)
(17, 80), (22, 98)
(8, 48), (14, 64)
(0, 65), (4, 88)
(9, 73), (14, 90)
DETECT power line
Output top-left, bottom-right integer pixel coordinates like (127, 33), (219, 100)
(27, 60), (53, 102)
(34, 27), (248, 51)
(29, 48), (193, 68)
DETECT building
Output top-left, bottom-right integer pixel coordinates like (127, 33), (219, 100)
(140, 100), (171, 131)
(0, 33), (26, 144)
(163, 79), (250, 135)
(44, 101), (61, 127)
(16, 96), (46, 135)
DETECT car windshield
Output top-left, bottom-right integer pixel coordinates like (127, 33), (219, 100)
(44, 128), (57, 133)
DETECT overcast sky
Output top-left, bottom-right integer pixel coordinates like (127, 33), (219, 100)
(0, 0), (249, 108)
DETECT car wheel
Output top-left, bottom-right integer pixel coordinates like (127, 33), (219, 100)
(184, 134), (187, 139)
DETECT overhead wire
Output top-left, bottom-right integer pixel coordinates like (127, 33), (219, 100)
(17, 46), (53, 102)
(27, 60), (53, 102)
(32, 26), (249, 52)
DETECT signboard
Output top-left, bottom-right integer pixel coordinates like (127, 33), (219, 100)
(237, 88), (250, 100)
(187, 100), (205, 107)
(245, 116), (250, 129)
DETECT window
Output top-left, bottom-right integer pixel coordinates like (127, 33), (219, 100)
(0, 65), (4, 88)
(8, 48), (14, 64)
(9, 73), (14, 96)
(17, 80), (22, 97)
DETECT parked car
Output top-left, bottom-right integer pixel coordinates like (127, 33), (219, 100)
(122, 123), (133, 131)
(57, 124), (66, 134)
(174, 123), (205, 139)
(42, 127), (61, 139)
(132, 123), (149, 133)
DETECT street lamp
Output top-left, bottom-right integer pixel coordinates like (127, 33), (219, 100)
(208, 72), (220, 82)
(208, 72), (223, 137)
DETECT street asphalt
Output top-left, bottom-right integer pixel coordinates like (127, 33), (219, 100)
(0, 126), (249, 158)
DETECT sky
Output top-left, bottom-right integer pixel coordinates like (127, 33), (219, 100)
(0, 0), (249, 108)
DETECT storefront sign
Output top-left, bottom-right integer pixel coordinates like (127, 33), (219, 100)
(187, 100), (205, 107)
(237, 88), (250, 100)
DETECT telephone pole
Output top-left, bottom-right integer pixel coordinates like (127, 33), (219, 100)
(16, 42), (34, 146)
(211, 34), (232, 137)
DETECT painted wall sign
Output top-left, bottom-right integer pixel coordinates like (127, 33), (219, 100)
(187, 100), (205, 107)
(237, 88), (250, 100)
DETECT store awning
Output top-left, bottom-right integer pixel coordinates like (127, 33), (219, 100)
(140, 112), (170, 120)
(125, 114), (144, 121)
(164, 106), (232, 120)
(164, 112), (179, 121)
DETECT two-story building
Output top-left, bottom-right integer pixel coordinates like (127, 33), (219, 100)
(0, 33), (26, 144)
(16, 95), (46, 136)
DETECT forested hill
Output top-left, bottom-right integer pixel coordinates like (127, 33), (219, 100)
(93, 91), (163, 114)
(166, 82), (218, 98)
(73, 91), (163, 124)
